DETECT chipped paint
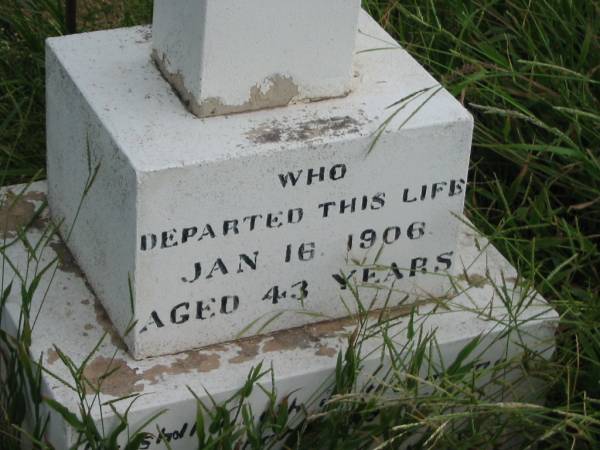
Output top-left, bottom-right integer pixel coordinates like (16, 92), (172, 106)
(46, 348), (60, 365)
(142, 351), (220, 385)
(0, 190), (47, 238)
(247, 116), (361, 144)
(154, 49), (302, 118)
(262, 329), (314, 353)
(83, 356), (144, 397)
(315, 346), (338, 357)
(198, 74), (300, 117)
(228, 340), (260, 364)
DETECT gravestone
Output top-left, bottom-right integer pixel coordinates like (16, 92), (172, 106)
(0, 3), (560, 448)
(46, 3), (472, 359)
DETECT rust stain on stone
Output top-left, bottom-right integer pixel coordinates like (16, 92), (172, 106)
(83, 356), (144, 397)
(228, 339), (261, 364)
(142, 351), (221, 385)
(49, 241), (84, 278)
(0, 190), (47, 238)
(247, 116), (361, 144)
(93, 299), (127, 351)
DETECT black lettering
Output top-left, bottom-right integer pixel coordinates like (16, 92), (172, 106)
(361, 195), (369, 210)
(161, 229), (178, 249)
(196, 300), (215, 320)
(332, 270), (357, 290)
(410, 257), (428, 277)
(243, 214), (263, 231)
(403, 188), (417, 203)
(383, 226), (401, 244)
(435, 251), (453, 272)
(362, 268), (380, 284)
(237, 251), (259, 273)
(371, 192), (386, 209)
(267, 212), (283, 228)
(182, 227), (198, 243)
(140, 311), (165, 333)
(431, 182), (447, 199)
(220, 295), (240, 314)
(198, 224), (216, 240)
(287, 208), (303, 224)
(407, 222), (426, 240)
(171, 302), (190, 324)
(206, 258), (228, 279)
(340, 198), (356, 214)
(449, 179), (466, 197)
(140, 234), (157, 251)
(319, 201), (336, 218)
(307, 167), (326, 185)
(278, 170), (303, 188)
(330, 163), (347, 180)
(383, 263), (404, 282)
(223, 219), (239, 236)
(182, 262), (202, 283)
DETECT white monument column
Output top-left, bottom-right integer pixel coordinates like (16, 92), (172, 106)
(152, 0), (361, 117)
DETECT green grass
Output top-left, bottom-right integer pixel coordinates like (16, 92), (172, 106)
(1, 0), (599, 448)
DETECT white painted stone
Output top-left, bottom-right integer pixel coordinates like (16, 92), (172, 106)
(0, 182), (558, 449)
(46, 12), (473, 359)
(152, 0), (361, 117)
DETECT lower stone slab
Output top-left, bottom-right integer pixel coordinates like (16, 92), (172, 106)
(1, 182), (558, 449)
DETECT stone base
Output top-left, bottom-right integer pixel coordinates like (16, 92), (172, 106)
(0, 182), (557, 449)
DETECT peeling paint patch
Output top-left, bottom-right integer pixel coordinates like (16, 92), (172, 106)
(307, 319), (351, 338)
(84, 356), (144, 397)
(154, 49), (300, 118)
(200, 74), (300, 117)
(228, 340), (260, 364)
(315, 346), (338, 357)
(46, 348), (59, 365)
(247, 116), (361, 144)
(0, 190), (47, 238)
(142, 351), (221, 385)
(262, 329), (314, 353)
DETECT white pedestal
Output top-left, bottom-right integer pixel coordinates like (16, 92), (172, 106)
(0, 182), (557, 450)
(46, 12), (473, 358)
